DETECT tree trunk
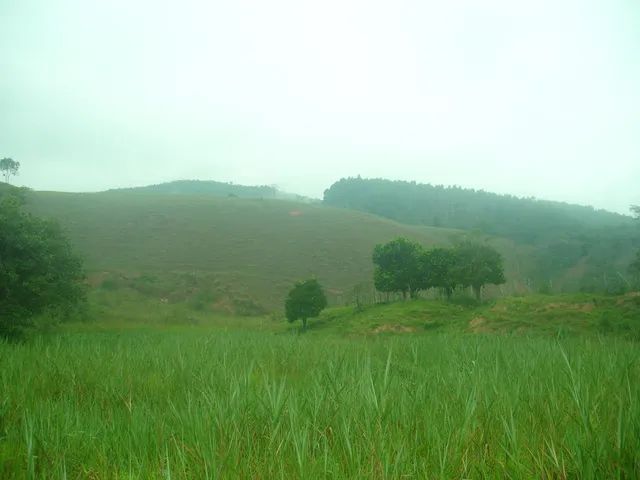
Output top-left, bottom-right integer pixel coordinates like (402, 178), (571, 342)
(472, 284), (482, 302)
(302, 317), (307, 331)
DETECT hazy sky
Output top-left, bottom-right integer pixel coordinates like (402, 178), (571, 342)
(2, 0), (639, 213)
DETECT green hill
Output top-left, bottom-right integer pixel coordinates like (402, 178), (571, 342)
(324, 177), (639, 292)
(23, 190), (528, 314)
(305, 292), (640, 340)
(107, 179), (315, 202)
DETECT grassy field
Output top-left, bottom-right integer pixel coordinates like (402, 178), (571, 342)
(1, 326), (639, 479)
(24, 190), (531, 313)
(4, 187), (638, 478)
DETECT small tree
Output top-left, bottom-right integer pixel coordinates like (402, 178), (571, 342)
(285, 278), (327, 330)
(0, 192), (86, 338)
(372, 238), (425, 299)
(452, 242), (506, 301)
(0, 158), (20, 184)
(631, 205), (640, 219)
(630, 250), (640, 285)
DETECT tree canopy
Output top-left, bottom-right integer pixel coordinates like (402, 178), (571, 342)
(451, 242), (506, 300)
(372, 238), (505, 301)
(0, 158), (20, 184)
(372, 238), (425, 299)
(285, 278), (327, 330)
(0, 192), (86, 338)
(325, 177), (636, 293)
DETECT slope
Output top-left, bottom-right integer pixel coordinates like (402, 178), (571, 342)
(308, 292), (640, 340)
(324, 177), (639, 292)
(24, 190), (529, 313)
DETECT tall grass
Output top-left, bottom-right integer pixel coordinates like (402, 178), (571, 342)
(1, 331), (639, 478)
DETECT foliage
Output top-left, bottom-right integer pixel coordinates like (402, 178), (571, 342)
(107, 179), (278, 198)
(451, 242), (506, 300)
(372, 239), (505, 301)
(325, 177), (637, 293)
(372, 237), (425, 298)
(1, 328), (639, 477)
(0, 193), (86, 337)
(631, 204), (640, 219)
(630, 250), (640, 280)
(25, 190), (465, 310)
(420, 247), (457, 297)
(285, 278), (327, 329)
(0, 157), (20, 183)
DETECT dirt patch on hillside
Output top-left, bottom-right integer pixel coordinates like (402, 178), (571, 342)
(544, 302), (594, 313)
(468, 317), (490, 333)
(289, 210), (303, 217)
(372, 324), (416, 334)
(617, 291), (640, 305)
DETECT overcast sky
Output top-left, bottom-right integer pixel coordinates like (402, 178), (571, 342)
(1, 0), (639, 213)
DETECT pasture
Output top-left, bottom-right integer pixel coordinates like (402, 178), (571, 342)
(1, 324), (639, 478)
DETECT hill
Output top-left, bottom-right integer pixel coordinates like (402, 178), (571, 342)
(23, 190), (527, 314)
(307, 292), (640, 339)
(324, 177), (639, 292)
(107, 179), (315, 202)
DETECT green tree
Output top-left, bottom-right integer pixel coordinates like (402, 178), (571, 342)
(421, 247), (458, 298)
(452, 242), (505, 301)
(0, 193), (86, 338)
(0, 158), (20, 184)
(630, 250), (640, 274)
(631, 205), (639, 219)
(285, 278), (327, 330)
(372, 238), (425, 299)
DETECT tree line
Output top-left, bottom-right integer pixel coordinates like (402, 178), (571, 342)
(373, 238), (505, 301)
(324, 177), (638, 293)
(284, 238), (507, 331)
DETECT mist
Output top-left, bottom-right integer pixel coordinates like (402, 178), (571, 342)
(2, 0), (639, 213)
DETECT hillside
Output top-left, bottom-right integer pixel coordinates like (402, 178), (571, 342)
(23, 190), (528, 313)
(308, 292), (640, 339)
(107, 179), (315, 202)
(324, 177), (639, 292)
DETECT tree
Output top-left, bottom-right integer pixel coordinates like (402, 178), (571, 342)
(631, 205), (640, 219)
(285, 278), (327, 330)
(0, 192), (86, 338)
(0, 158), (20, 184)
(630, 250), (640, 282)
(420, 247), (458, 298)
(451, 242), (505, 301)
(372, 238), (425, 299)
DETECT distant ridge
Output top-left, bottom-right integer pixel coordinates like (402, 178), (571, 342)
(324, 177), (638, 292)
(107, 180), (316, 203)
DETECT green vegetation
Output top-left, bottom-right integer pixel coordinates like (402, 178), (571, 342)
(373, 238), (425, 299)
(453, 242), (506, 300)
(1, 325), (639, 478)
(285, 278), (328, 330)
(0, 192), (85, 338)
(2, 181), (639, 478)
(0, 157), (20, 183)
(313, 292), (640, 339)
(107, 179), (314, 202)
(373, 238), (505, 301)
(324, 177), (638, 293)
(24, 189), (502, 312)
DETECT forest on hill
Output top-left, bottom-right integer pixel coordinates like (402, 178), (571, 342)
(324, 177), (639, 293)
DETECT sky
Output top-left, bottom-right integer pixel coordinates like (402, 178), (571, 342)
(1, 0), (639, 213)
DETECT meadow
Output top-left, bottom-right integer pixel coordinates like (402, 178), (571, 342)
(1, 324), (639, 479)
(3, 187), (637, 478)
